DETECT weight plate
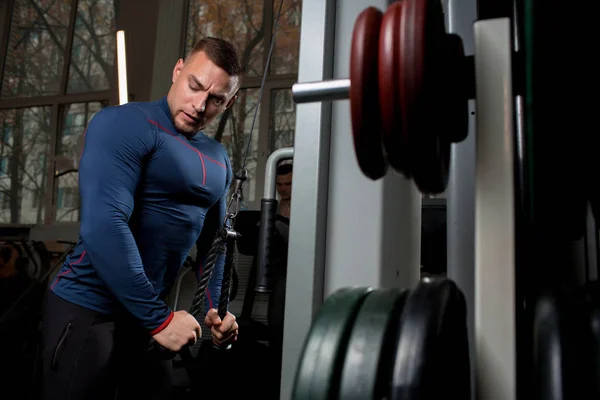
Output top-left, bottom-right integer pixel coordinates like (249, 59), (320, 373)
(292, 287), (373, 400)
(399, 0), (450, 194)
(378, 1), (410, 178)
(582, 283), (600, 397)
(338, 288), (409, 399)
(350, 7), (388, 181)
(532, 287), (583, 400)
(390, 278), (470, 399)
(443, 34), (469, 143)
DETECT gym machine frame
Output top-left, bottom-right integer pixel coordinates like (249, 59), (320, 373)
(255, 147), (294, 293)
(279, 1), (517, 400)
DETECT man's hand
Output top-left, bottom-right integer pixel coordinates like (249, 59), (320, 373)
(152, 310), (201, 352)
(204, 308), (239, 347)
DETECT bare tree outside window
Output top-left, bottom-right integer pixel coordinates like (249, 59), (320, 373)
(1, 0), (71, 98)
(0, 107), (51, 224)
(269, 88), (296, 152)
(67, 0), (117, 93)
(55, 101), (105, 222)
(0, 0), (116, 224)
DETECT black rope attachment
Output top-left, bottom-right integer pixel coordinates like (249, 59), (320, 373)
(191, 168), (247, 321)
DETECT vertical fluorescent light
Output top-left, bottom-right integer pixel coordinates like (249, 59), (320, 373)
(116, 30), (128, 105)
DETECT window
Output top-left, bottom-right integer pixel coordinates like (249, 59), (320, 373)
(186, 1), (266, 77)
(55, 101), (104, 222)
(0, 0), (117, 224)
(203, 89), (261, 202)
(0, 107), (52, 224)
(186, 0), (302, 208)
(270, 0), (302, 75)
(1, 1), (72, 98)
(269, 88), (296, 152)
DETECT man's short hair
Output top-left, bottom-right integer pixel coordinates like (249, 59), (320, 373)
(277, 163), (293, 176)
(186, 37), (245, 79)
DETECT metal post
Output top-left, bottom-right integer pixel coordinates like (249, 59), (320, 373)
(445, 0), (477, 396)
(474, 18), (516, 400)
(279, 0), (336, 398)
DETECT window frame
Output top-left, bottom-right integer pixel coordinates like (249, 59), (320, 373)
(0, 0), (13, 87)
(245, 76), (297, 210)
(0, 0), (116, 226)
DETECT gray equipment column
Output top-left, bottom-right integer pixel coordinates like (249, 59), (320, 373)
(474, 18), (516, 400)
(445, 0), (477, 396)
(279, 1), (336, 398)
(255, 148), (294, 293)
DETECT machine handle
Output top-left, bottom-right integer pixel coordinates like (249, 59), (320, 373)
(255, 198), (279, 293)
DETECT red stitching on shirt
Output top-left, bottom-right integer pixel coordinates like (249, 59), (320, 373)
(50, 250), (87, 290)
(147, 119), (226, 173)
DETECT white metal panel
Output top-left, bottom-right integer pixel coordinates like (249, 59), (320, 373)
(474, 17), (516, 400)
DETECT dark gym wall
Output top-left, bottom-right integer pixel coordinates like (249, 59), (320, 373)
(116, 0), (161, 103)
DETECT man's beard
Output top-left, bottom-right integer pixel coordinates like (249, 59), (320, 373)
(170, 111), (201, 135)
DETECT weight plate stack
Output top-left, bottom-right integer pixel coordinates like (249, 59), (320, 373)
(390, 277), (470, 399)
(338, 288), (409, 399)
(292, 287), (372, 400)
(378, 1), (410, 178)
(399, 0), (451, 195)
(350, 7), (388, 180)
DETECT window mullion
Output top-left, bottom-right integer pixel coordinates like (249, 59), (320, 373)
(59, 0), (80, 95)
(0, 0), (15, 95)
(263, 0), (274, 75)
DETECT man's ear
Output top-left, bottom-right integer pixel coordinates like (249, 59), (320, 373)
(225, 93), (238, 109)
(172, 58), (185, 84)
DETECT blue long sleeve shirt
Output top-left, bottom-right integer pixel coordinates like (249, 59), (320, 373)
(50, 96), (233, 334)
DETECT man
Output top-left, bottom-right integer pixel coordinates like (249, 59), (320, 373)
(275, 162), (292, 218)
(41, 37), (242, 400)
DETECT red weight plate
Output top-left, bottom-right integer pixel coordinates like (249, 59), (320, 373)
(443, 34), (469, 143)
(350, 7), (388, 181)
(399, 0), (450, 194)
(378, 1), (410, 178)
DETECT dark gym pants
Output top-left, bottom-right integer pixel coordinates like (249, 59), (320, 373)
(41, 290), (173, 400)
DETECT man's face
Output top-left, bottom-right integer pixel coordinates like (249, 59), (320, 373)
(276, 172), (293, 201)
(167, 51), (239, 135)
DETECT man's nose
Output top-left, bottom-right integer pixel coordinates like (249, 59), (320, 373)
(193, 94), (208, 113)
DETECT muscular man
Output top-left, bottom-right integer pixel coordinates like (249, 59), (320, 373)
(41, 37), (243, 400)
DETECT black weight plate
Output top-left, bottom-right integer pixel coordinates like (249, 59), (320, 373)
(532, 287), (581, 400)
(338, 288), (409, 399)
(390, 277), (470, 399)
(292, 287), (373, 400)
(586, 290), (600, 397)
(549, 284), (600, 400)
